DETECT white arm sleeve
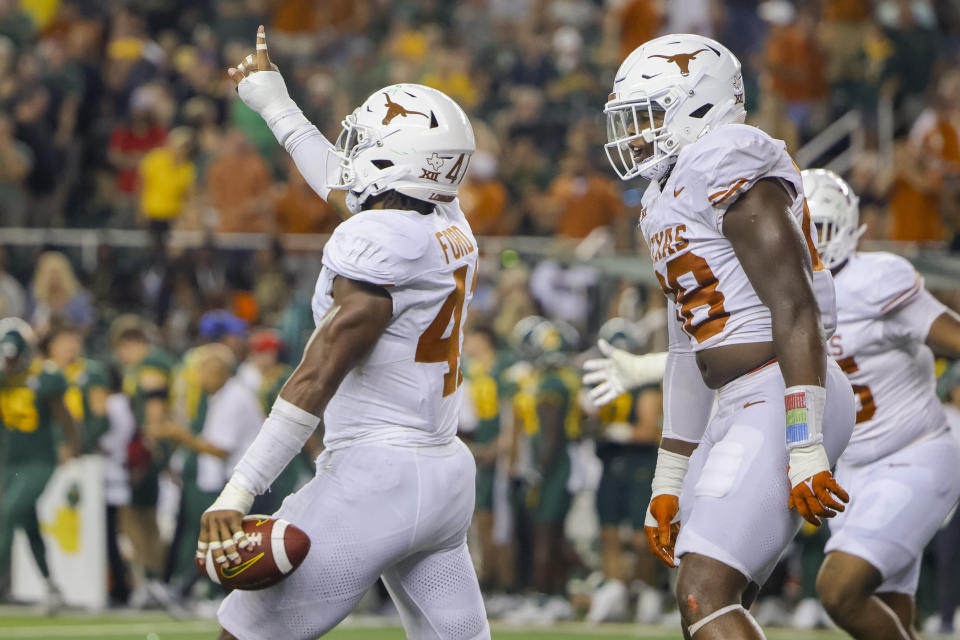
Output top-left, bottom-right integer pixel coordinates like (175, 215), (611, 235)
(237, 71), (339, 201)
(661, 313), (715, 444)
(231, 397), (321, 495)
(269, 108), (339, 202)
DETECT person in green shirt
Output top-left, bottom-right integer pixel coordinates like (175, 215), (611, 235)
(587, 318), (664, 623)
(527, 319), (581, 603)
(0, 318), (80, 603)
(461, 325), (510, 591)
(109, 316), (179, 593)
(42, 323), (110, 454)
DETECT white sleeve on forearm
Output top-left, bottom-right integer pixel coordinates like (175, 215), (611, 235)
(236, 71), (339, 202)
(661, 313), (715, 444)
(268, 108), (338, 202)
(231, 397), (320, 495)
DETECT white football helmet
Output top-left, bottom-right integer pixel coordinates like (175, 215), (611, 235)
(331, 84), (476, 213)
(605, 34), (746, 182)
(801, 168), (864, 269)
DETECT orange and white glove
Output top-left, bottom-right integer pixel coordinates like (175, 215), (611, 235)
(784, 386), (849, 526)
(644, 448), (688, 567)
(787, 444), (849, 527)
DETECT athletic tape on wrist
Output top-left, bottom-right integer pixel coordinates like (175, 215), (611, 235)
(787, 443), (831, 488)
(205, 479), (255, 515)
(651, 448), (690, 498)
(784, 385), (825, 448)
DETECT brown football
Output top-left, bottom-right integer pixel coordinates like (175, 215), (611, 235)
(196, 515), (310, 590)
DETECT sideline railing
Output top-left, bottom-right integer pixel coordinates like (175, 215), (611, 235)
(1, 228), (958, 290)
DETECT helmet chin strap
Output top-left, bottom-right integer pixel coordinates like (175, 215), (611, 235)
(344, 164), (414, 213)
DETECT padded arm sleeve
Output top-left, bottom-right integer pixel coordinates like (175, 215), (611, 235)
(237, 71), (339, 201)
(661, 313), (715, 443)
(231, 397), (321, 495)
(269, 109), (339, 202)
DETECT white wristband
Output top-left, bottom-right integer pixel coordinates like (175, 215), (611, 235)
(205, 479), (254, 515)
(651, 448), (690, 498)
(784, 385), (825, 449)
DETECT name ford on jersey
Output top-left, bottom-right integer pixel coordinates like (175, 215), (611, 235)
(648, 223), (689, 263)
(435, 225), (475, 263)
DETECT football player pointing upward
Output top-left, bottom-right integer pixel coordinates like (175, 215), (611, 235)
(803, 169), (960, 640)
(200, 28), (489, 640)
(587, 34), (855, 639)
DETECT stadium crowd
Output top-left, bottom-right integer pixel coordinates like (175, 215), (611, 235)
(1, 0), (960, 635)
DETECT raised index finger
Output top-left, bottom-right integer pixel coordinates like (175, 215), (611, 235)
(256, 25), (270, 70)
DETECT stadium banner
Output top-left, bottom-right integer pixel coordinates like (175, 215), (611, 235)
(12, 455), (107, 610)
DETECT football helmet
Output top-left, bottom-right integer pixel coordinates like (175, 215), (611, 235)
(605, 34), (746, 182)
(598, 317), (648, 353)
(801, 169), (864, 269)
(0, 317), (35, 376)
(331, 84), (476, 213)
(510, 315), (547, 362)
(530, 319), (580, 368)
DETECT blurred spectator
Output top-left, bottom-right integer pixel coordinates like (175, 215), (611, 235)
(0, 112), (31, 225)
(0, 246), (25, 318)
(0, 0), (34, 49)
(29, 251), (94, 334)
(102, 366), (135, 605)
(546, 154), (624, 240)
(274, 157), (340, 234)
(887, 117), (951, 242)
(108, 97), (167, 218)
(197, 309), (248, 361)
(614, 0), (662, 61)
(847, 151), (894, 243)
(138, 127), (196, 233)
(252, 241), (293, 327)
(206, 129), (273, 233)
(879, 0), (942, 121)
(760, 1), (829, 136)
(13, 85), (63, 226)
(460, 151), (511, 235)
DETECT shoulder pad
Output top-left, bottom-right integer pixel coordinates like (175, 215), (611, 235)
(857, 252), (923, 314)
(679, 124), (789, 209)
(323, 210), (432, 286)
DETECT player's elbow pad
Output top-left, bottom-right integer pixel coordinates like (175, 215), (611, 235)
(232, 398), (321, 495)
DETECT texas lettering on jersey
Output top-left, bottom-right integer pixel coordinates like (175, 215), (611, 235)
(638, 123), (831, 351)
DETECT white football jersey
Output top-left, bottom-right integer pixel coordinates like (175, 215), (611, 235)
(828, 252), (949, 465)
(312, 200), (478, 450)
(640, 124), (836, 353)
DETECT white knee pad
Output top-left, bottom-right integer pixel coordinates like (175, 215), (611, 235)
(688, 603), (760, 637)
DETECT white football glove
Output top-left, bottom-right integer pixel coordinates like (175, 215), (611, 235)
(582, 340), (668, 406)
(237, 70), (298, 126)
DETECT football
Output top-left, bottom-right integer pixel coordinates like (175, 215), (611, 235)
(196, 515), (311, 590)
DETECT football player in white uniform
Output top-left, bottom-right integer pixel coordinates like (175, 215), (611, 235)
(583, 34), (855, 638)
(198, 28), (490, 640)
(802, 169), (960, 640)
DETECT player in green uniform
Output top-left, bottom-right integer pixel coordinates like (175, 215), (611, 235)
(0, 318), (80, 604)
(461, 325), (511, 591)
(110, 316), (180, 600)
(527, 319), (581, 610)
(586, 318), (664, 623)
(43, 324), (110, 454)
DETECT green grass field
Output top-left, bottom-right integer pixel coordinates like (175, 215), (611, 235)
(0, 609), (871, 640)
